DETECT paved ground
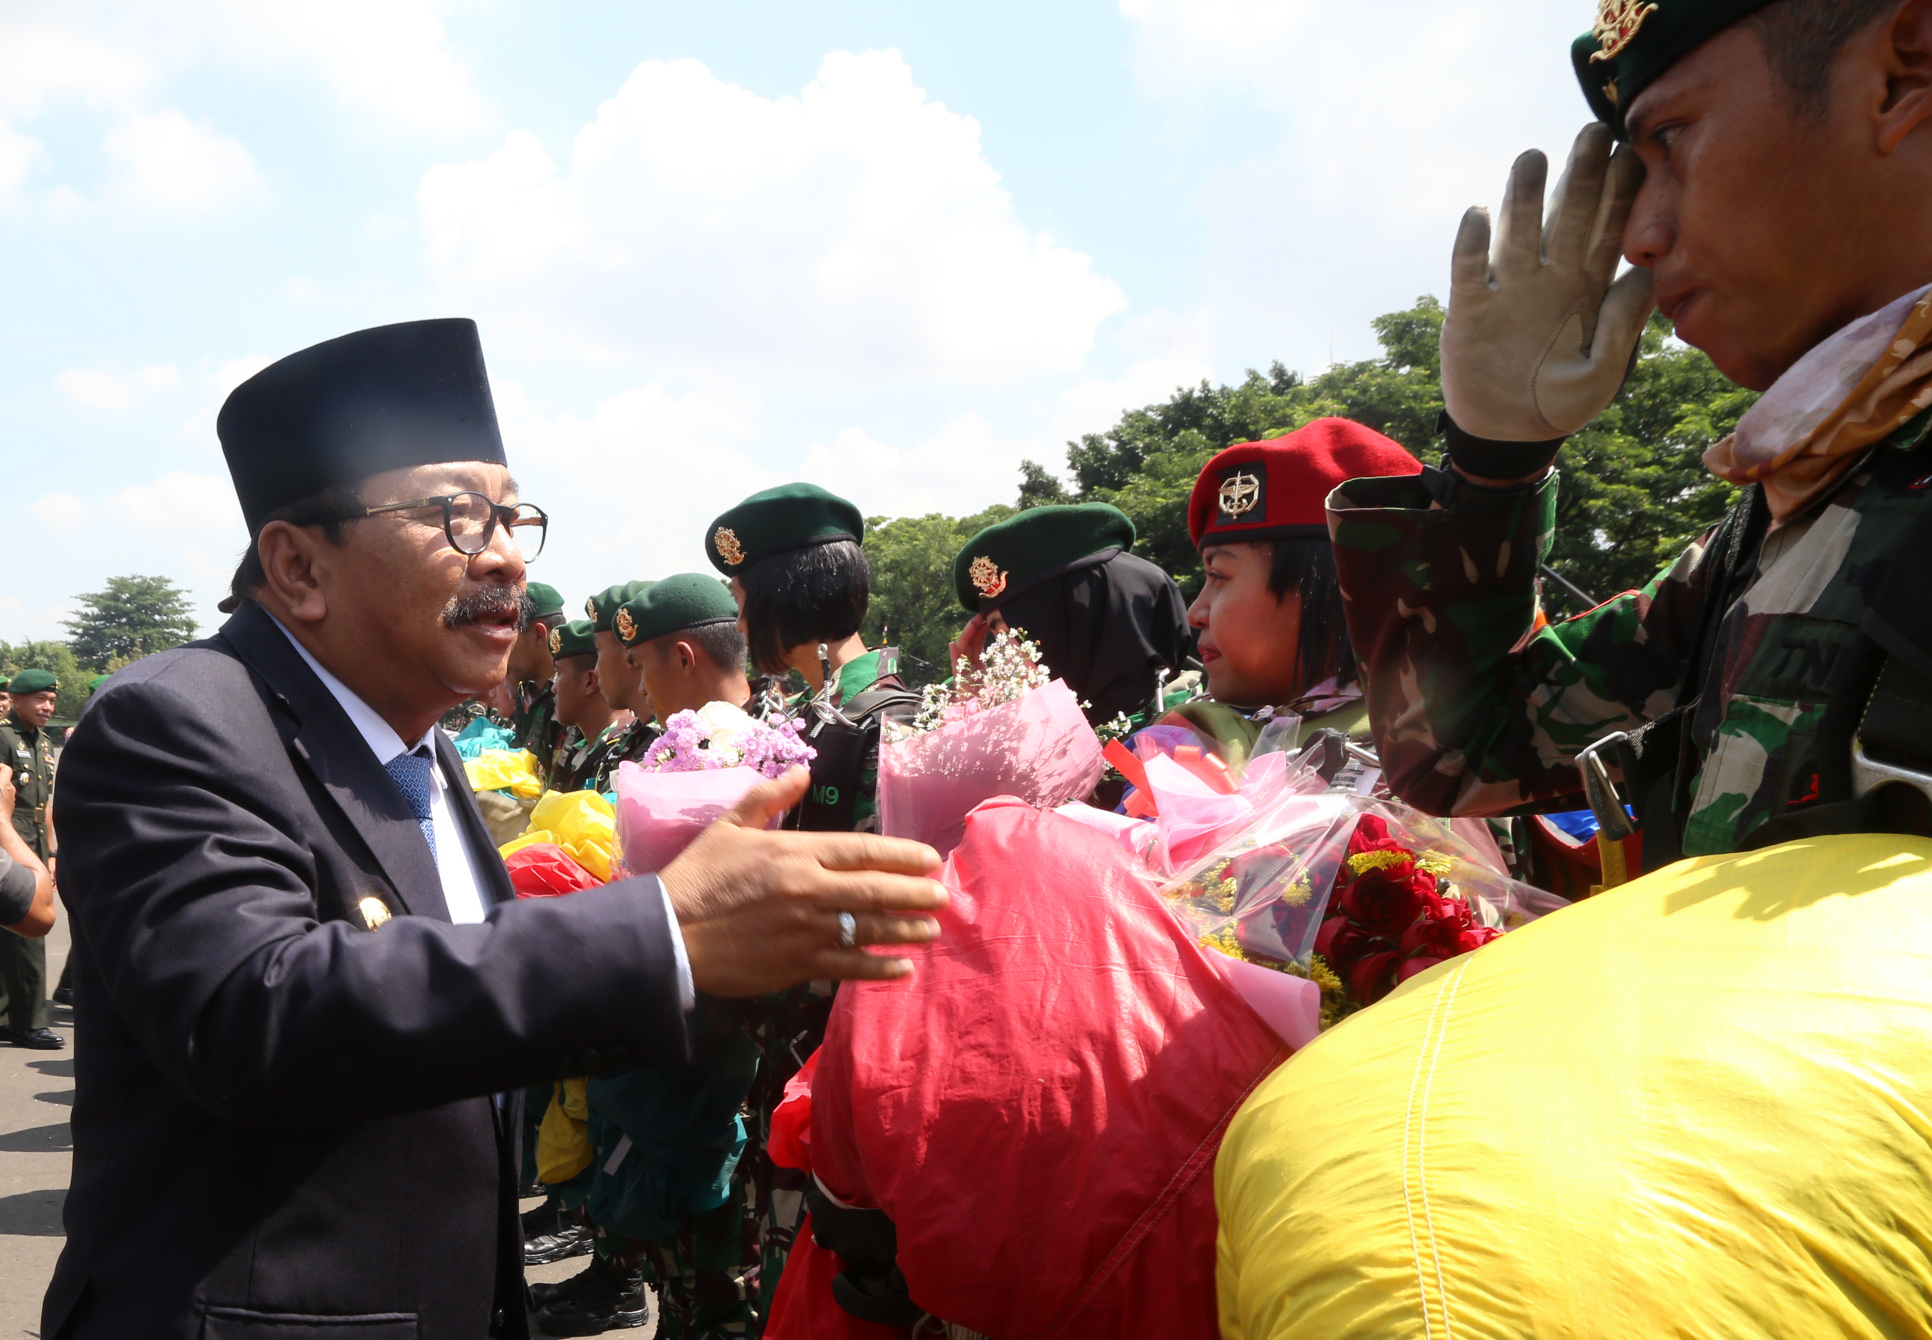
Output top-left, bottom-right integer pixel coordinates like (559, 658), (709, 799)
(0, 914), (71, 1340)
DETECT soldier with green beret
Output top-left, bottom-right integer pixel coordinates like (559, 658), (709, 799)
(949, 502), (1190, 730)
(544, 618), (625, 795)
(538, 578), (763, 1338)
(618, 575), (757, 723)
(584, 580), (660, 794)
(506, 580), (570, 779)
(705, 483), (918, 833)
(0, 669), (63, 1047)
(705, 482), (921, 1321)
(1329, 0), (1932, 870)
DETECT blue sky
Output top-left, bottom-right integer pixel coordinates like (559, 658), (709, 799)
(0, 0), (1592, 640)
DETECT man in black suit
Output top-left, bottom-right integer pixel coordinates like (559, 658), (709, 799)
(43, 318), (944, 1340)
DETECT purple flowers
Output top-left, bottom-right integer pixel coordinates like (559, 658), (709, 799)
(641, 701), (816, 779)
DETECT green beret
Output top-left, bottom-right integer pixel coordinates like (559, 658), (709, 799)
(952, 503), (1137, 614)
(7, 669), (57, 695)
(525, 581), (566, 621)
(705, 483), (864, 575)
(548, 618), (598, 661)
(87, 674), (109, 693)
(616, 573), (740, 647)
(584, 580), (652, 632)
(1573, 0), (1772, 134)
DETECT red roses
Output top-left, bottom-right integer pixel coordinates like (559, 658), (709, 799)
(1313, 816), (1500, 1008)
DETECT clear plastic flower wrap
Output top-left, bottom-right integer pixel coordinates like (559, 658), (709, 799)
(1160, 782), (1568, 1029)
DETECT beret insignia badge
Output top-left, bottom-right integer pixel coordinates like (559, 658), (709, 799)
(548, 625), (563, 656)
(1590, 0), (1658, 61)
(357, 895), (393, 930)
(1218, 470), (1262, 519)
(614, 607), (637, 642)
(585, 596), (598, 619)
(714, 527), (746, 567)
(969, 555), (1008, 599)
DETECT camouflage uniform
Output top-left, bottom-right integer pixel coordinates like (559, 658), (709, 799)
(590, 717), (660, 795)
(549, 721), (626, 794)
(511, 682), (562, 778)
(1327, 411), (1932, 859)
(732, 649), (918, 1321)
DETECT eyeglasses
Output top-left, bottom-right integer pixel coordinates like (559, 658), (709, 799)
(356, 492), (549, 561)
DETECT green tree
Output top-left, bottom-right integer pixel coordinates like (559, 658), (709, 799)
(0, 641), (89, 720)
(1016, 460), (1070, 508)
(64, 574), (199, 667)
(863, 505), (1016, 682)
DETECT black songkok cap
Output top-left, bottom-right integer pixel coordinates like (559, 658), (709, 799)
(217, 318), (507, 533)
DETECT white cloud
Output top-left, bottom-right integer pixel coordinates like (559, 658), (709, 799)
(0, 2), (485, 137)
(419, 51), (1127, 385)
(55, 362), (183, 409)
(103, 109), (265, 215)
(0, 122), (46, 202)
(0, 19), (155, 118)
(30, 472), (243, 603)
(200, 0), (489, 136)
(34, 494), (89, 530)
(496, 379), (774, 593)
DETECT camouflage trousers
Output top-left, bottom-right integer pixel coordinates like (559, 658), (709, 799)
(598, 1184), (758, 1340)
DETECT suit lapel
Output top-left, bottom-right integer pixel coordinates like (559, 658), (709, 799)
(434, 732), (516, 910)
(220, 604), (450, 923)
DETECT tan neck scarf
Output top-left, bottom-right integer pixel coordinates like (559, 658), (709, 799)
(1704, 282), (1932, 524)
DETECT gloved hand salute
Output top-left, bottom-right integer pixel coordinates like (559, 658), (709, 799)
(1440, 121), (1655, 478)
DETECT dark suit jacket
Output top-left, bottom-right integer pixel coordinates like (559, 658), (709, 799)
(45, 603), (688, 1340)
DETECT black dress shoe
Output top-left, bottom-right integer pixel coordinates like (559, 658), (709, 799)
(523, 1219), (593, 1266)
(51, 986), (72, 1007)
(534, 1258), (649, 1335)
(8, 1027), (64, 1050)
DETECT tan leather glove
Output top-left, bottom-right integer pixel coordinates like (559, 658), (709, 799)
(1441, 122), (1655, 443)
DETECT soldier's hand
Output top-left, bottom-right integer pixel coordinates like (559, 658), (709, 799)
(659, 767), (947, 998)
(0, 764), (13, 822)
(1441, 122), (1655, 444)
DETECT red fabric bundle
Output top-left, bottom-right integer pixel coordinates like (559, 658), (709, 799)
(804, 798), (1287, 1340)
(504, 842), (602, 898)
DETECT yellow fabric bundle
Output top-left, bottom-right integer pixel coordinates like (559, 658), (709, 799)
(536, 1077), (593, 1186)
(462, 748), (544, 799)
(497, 790), (617, 881)
(1216, 835), (1932, 1340)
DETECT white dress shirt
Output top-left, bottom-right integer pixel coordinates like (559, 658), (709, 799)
(271, 618), (694, 1007)
(275, 621), (491, 921)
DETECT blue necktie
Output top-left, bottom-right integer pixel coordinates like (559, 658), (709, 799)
(384, 748), (439, 868)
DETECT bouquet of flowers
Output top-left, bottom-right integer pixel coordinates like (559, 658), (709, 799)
(877, 630), (1106, 855)
(1163, 787), (1565, 1036)
(615, 702), (815, 875)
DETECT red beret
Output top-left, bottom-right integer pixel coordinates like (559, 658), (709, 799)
(1188, 416), (1423, 549)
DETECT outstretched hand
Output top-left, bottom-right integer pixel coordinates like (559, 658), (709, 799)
(1440, 121), (1655, 445)
(659, 767), (947, 997)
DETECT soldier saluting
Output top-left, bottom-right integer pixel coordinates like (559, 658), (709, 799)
(1331, 0), (1932, 864)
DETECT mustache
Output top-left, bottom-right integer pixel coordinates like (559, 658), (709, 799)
(443, 585), (534, 631)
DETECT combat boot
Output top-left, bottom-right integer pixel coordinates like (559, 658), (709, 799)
(534, 1256), (651, 1335)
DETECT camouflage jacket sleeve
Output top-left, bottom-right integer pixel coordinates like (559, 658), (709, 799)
(1327, 469), (1720, 817)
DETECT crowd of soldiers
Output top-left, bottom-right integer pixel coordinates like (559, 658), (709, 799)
(483, 419), (1449, 1337)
